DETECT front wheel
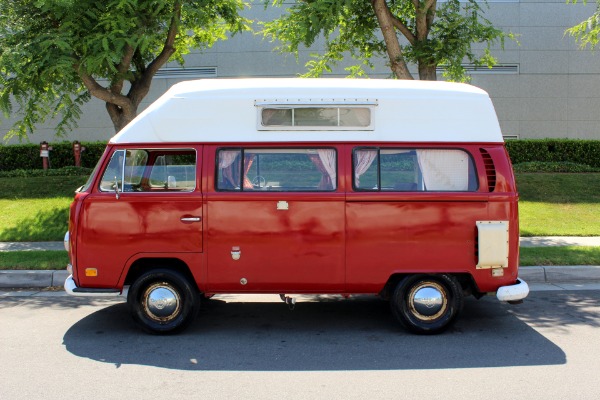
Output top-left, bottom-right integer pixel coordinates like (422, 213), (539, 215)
(390, 274), (463, 335)
(128, 269), (199, 334)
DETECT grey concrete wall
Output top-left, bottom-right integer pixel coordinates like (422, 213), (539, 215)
(2, 0), (600, 145)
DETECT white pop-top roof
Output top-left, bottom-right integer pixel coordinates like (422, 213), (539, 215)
(110, 78), (503, 144)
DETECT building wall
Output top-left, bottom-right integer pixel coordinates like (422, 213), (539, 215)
(2, 0), (600, 144)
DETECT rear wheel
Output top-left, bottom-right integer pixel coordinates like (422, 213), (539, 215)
(390, 274), (463, 335)
(128, 269), (199, 334)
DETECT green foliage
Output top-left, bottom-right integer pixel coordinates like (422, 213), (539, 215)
(0, 0), (251, 140)
(0, 251), (69, 270)
(0, 175), (89, 199)
(424, 0), (514, 82)
(520, 246), (600, 266)
(516, 173), (600, 236)
(513, 162), (600, 173)
(0, 141), (106, 171)
(566, 0), (600, 49)
(516, 172), (600, 204)
(0, 167), (94, 178)
(505, 139), (600, 168)
(262, 0), (513, 81)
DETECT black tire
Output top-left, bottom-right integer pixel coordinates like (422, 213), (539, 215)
(127, 269), (199, 334)
(390, 274), (463, 335)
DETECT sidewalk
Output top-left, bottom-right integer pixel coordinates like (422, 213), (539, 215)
(0, 241), (65, 251)
(519, 236), (600, 247)
(1, 237), (600, 289)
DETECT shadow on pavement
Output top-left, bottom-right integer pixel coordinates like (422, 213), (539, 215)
(61, 293), (569, 371)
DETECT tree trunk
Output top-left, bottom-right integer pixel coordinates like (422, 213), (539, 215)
(106, 101), (138, 132)
(418, 63), (437, 81)
(80, 1), (181, 133)
(371, 0), (413, 79)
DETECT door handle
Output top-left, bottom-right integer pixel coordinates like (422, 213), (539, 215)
(180, 216), (201, 223)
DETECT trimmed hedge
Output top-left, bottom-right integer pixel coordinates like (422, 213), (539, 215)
(0, 138), (598, 171)
(0, 166), (94, 178)
(513, 161), (600, 173)
(0, 141), (106, 171)
(505, 139), (600, 168)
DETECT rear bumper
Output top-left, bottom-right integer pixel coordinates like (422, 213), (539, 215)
(64, 275), (123, 297)
(496, 278), (529, 302)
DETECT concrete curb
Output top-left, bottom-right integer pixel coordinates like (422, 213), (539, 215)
(0, 270), (69, 288)
(1, 267), (600, 288)
(508, 266), (600, 284)
(0, 242), (65, 251)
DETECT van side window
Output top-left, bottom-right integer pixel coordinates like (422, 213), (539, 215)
(148, 153), (196, 191)
(353, 148), (478, 192)
(99, 149), (196, 192)
(217, 148), (337, 191)
(100, 150), (126, 192)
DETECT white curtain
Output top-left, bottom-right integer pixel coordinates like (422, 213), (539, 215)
(218, 150), (240, 188)
(416, 149), (469, 191)
(218, 150), (239, 169)
(354, 149), (377, 187)
(317, 149), (337, 189)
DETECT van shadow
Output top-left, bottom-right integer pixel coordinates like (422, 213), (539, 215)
(63, 294), (566, 371)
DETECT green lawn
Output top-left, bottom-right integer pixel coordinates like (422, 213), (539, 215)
(0, 173), (598, 242)
(520, 246), (600, 266)
(516, 173), (600, 236)
(0, 175), (88, 241)
(0, 250), (68, 270)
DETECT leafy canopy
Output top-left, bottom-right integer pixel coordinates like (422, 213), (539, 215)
(566, 0), (600, 49)
(262, 0), (514, 81)
(0, 0), (250, 140)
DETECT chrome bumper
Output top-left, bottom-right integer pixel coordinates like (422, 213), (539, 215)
(64, 275), (123, 297)
(496, 278), (529, 302)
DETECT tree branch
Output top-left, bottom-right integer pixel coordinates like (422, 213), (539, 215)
(110, 43), (135, 95)
(77, 66), (131, 108)
(386, 4), (416, 44)
(424, 0), (437, 30)
(415, 7), (428, 41)
(424, 0), (436, 13)
(129, 0), (181, 106)
(371, 0), (413, 79)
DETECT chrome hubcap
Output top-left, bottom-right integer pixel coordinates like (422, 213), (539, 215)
(408, 281), (447, 321)
(143, 283), (181, 322)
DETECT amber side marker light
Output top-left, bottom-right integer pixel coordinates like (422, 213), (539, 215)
(85, 268), (98, 277)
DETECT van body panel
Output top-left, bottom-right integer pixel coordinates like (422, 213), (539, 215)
(345, 198), (486, 292)
(64, 79), (526, 334)
(73, 144), (204, 289)
(205, 193), (345, 292)
(111, 79), (503, 145)
(76, 193), (203, 288)
(116, 252), (206, 290)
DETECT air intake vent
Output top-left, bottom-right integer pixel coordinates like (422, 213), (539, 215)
(436, 64), (519, 75)
(480, 149), (497, 192)
(155, 67), (217, 79)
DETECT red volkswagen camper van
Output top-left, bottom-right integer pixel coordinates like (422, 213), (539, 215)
(64, 79), (528, 334)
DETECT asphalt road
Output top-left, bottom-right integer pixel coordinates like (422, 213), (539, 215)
(1, 290), (600, 399)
